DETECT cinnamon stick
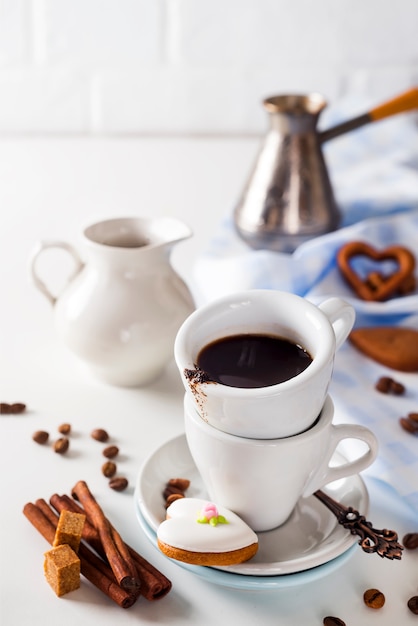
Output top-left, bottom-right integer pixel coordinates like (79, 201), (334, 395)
(50, 493), (172, 600)
(72, 480), (140, 594)
(23, 501), (137, 609)
(120, 535), (172, 600)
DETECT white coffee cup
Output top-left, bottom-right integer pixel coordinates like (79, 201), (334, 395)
(175, 289), (355, 439)
(184, 393), (377, 532)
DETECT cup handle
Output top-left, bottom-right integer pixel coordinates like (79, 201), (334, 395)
(302, 423), (378, 497)
(318, 297), (355, 351)
(29, 240), (84, 306)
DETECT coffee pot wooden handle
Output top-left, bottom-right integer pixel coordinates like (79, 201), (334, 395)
(320, 86), (418, 143)
(369, 86), (418, 121)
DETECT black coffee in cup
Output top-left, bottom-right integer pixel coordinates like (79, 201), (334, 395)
(195, 333), (312, 389)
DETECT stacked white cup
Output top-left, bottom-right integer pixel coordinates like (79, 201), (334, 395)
(175, 290), (378, 532)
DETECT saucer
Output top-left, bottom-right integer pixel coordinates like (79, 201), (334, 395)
(134, 433), (368, 578)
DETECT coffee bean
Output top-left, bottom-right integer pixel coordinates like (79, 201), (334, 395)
(363, 588), (385, 609)
(403, 532), (418, 549)
(91, 428), (109, 442)
(408, 596), (418, 615)
(391, 381), (405, 394)
(102, 461), (117, 478)
(10, 403), (26, 413)
(163, 478), (191, 507)
(32, 430), (49, 444)
(399, 417), (418, 435)
(168, 477), (190, 491)
(375, 376), (405, 395)
(103, 445), (119, 458)
(58, 423), (71, 435)
(165, 493), (185, 508)
(408, 412), (418, 423)
(375, 376), (392, 393)
(323, 617), (346, 626)
(53, 437), (69, 454)
(109, 477), (128, 491)
(163, 484), (186, 500)
(1, 402), (26, 414)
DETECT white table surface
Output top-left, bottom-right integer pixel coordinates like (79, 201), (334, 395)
(1, 137), (418, 625)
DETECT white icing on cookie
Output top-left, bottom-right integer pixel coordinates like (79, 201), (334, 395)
(157, 498), (258, 554)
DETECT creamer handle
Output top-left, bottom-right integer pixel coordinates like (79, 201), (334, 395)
(29, 241), (84, 305)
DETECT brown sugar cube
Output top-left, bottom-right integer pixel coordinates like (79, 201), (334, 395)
(53, 509), (86, 553)
(43, 544), (81, 597)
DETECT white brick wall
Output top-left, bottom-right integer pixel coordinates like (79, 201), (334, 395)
(0, 0), (416, 135)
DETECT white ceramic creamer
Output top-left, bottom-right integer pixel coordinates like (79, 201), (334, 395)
(29, 216), (195, 386)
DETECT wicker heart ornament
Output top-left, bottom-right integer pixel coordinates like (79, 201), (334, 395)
(337, 242), (415, 301)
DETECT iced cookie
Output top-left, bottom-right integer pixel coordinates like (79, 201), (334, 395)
(157, 498), (258, 566)
(349, 327), (418, 372)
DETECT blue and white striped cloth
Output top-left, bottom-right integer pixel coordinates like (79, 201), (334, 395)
(195, 211), (418, 327)
(331, 339), (418, 513)
(193, 102), (418, 514)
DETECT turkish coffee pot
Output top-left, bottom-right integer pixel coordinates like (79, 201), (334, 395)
(233, 87), (418, 253)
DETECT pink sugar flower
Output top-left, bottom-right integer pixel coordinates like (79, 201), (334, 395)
(197, 502), (228, 526)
